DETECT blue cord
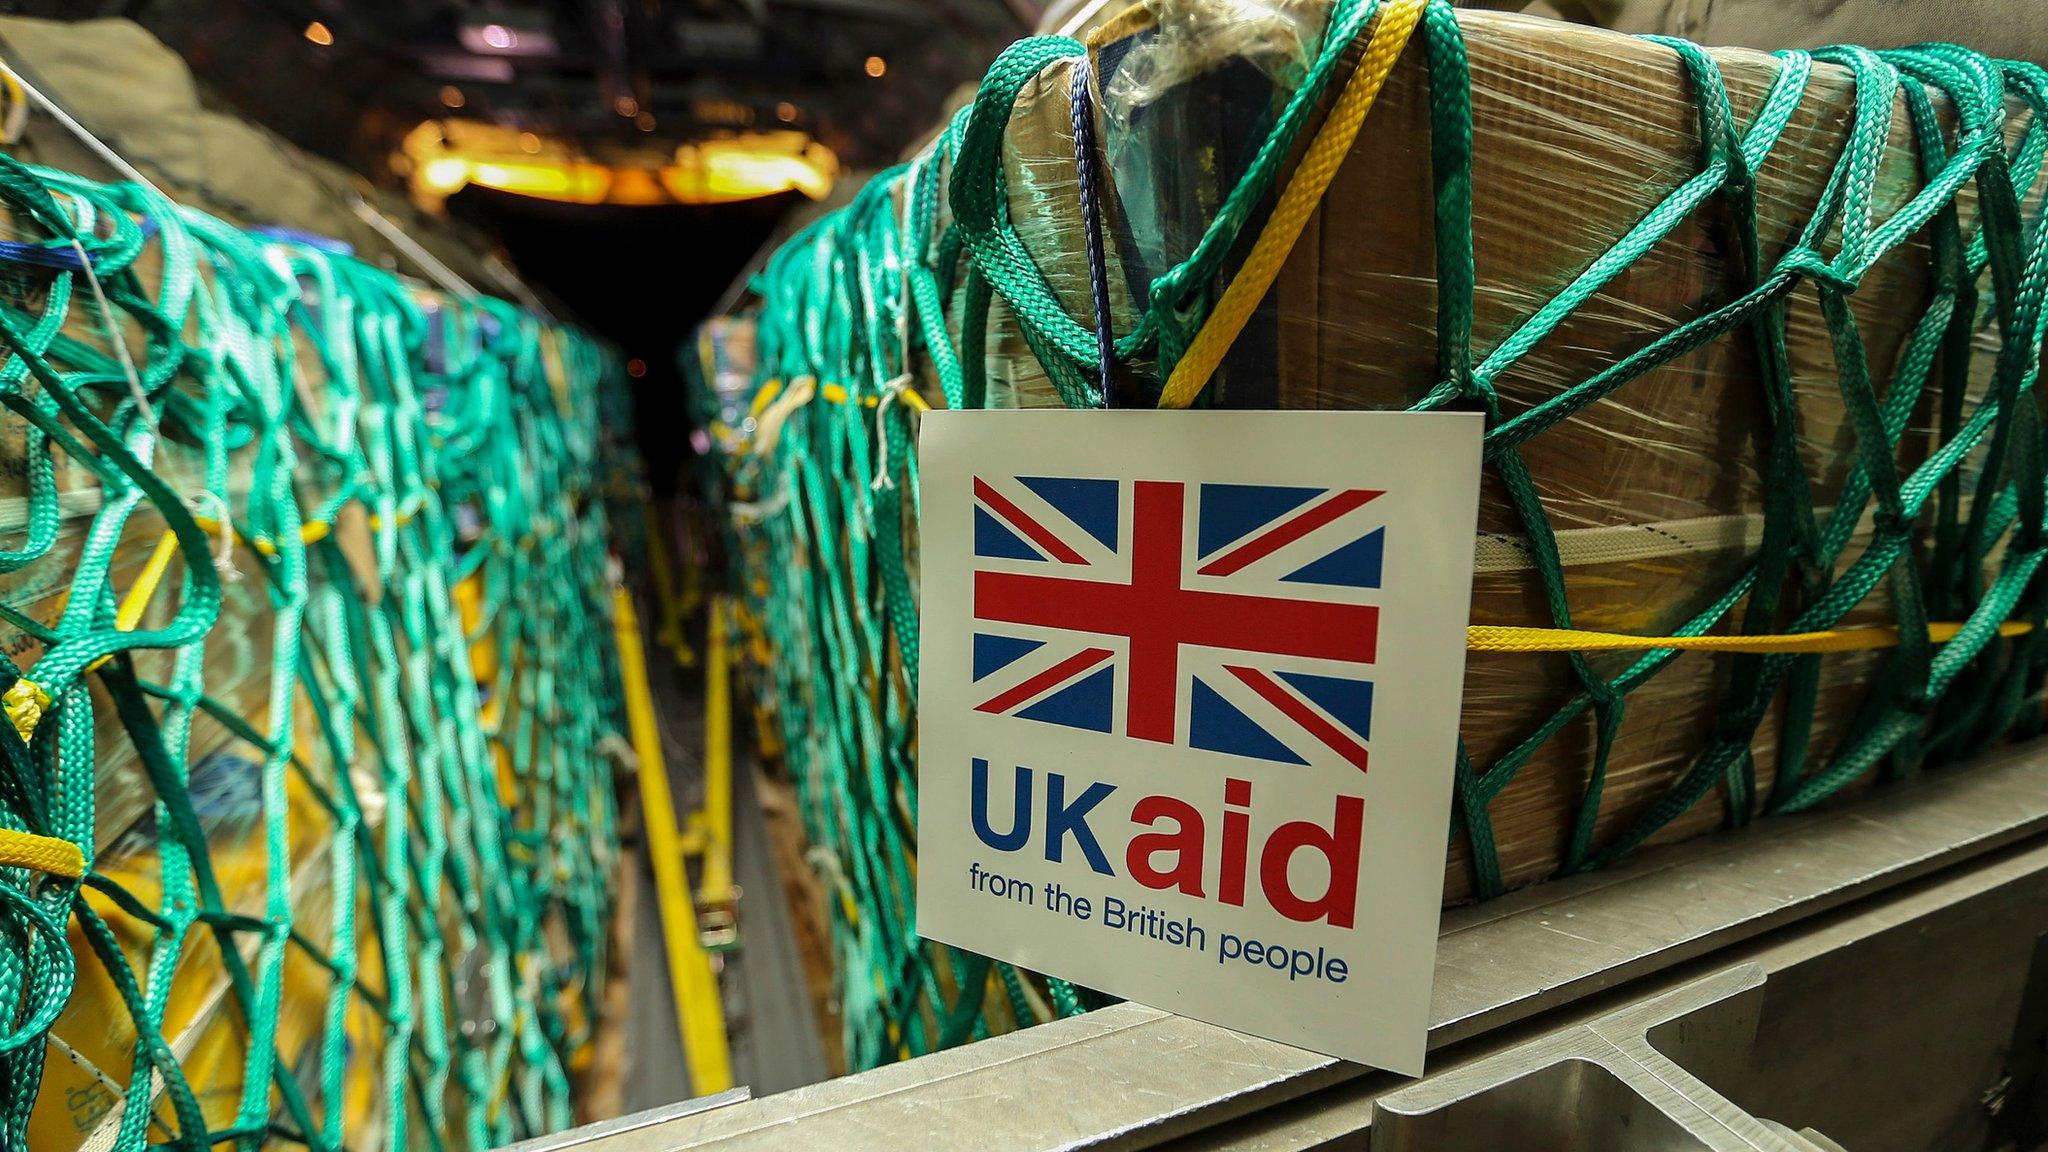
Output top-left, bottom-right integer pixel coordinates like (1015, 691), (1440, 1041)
(1070, 58), (1116, 408)
(0, 239), (87, 273)
(249, 225), (354, 256)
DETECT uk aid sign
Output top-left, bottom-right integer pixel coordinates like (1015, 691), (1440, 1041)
(915, 410), (1482, 1073)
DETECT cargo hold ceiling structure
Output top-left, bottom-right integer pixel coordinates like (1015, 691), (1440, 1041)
(33, 0), (1034, 179)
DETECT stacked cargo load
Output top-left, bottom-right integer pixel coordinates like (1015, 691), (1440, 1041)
(0, 149), (633, 1146)
(698, 0), (2048, 1072)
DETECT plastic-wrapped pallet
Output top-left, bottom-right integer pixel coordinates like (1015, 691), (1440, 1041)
(959, 0), (2047, 901)
(0, 156), (630, 1149)
(711, 0), (2048, 1070)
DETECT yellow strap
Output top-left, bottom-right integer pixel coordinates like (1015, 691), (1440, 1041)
(820, 381), (931, 411)
(610, 587), (735, 1092)
(751, 375), (928, 425)
(2, 677), (51, 743)
(1158, 0), (1426, 409)
(0, 827), (83, 880)
(118, 529), (182, 633)
(1469, 619), (2036, 655)
(82, 510), (381, 677)
(695, 597), (736, 918)
(750, 374), (817, 456)
(81, 530), (186, 675)
(74, 504), (397, 679)
(0, 64), (25, 146)
(186, 512), (381, 559)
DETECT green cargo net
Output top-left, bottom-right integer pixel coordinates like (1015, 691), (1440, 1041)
(0, 149), (631, 1151)
(700, 0), (2048, 1069)
(694, 166), (1101, 1071)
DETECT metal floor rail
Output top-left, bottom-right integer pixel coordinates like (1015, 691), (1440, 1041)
(541, 738), (2048, 1151)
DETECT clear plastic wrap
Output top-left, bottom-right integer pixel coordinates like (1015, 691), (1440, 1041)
(1100, 0), (1328, 144)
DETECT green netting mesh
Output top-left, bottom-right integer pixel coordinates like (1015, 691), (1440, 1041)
(697, 0), (2048, 1074)
(0, 149), (631, 1149)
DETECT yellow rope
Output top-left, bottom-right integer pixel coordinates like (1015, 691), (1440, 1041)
(0, 827), (83, 880)
(2, 677), (51, 743)
(118, 529), (182, 633)
(80, 530), (186, 675)
(745, 374), (928, 450)
(0, 64), (26, 146)
(1469, 619), (2036, 655)
(1138, 0), (2023, 661)
(190, 514), (340, 558)
(1157, 0), (1426, 409)
(819, 381), (931, 410)
(751, 374), (817, 455)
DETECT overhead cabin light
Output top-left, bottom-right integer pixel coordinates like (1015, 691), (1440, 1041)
(421, 157), (471, 193)
(665, 135), (838, 204)
(864, 55), (887, 78)
(399, 119), (838, 209)
(608, 169), (669, 205)
(304, 21), (334, 46)
(458, 17), (557, 57)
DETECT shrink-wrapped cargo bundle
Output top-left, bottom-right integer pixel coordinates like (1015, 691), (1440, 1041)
(0, 145), (629, 1147)
(958, 0), (2048, 901)
(713, 0), (2048, 1066)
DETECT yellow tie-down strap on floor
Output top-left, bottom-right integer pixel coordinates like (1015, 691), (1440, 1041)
(691, 597), (738, 950)
(611, 585), (734, 1094)
(1470, 619), (2037, 655)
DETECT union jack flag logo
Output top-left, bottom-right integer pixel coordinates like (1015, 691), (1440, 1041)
(970, 475), (1382, 774)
